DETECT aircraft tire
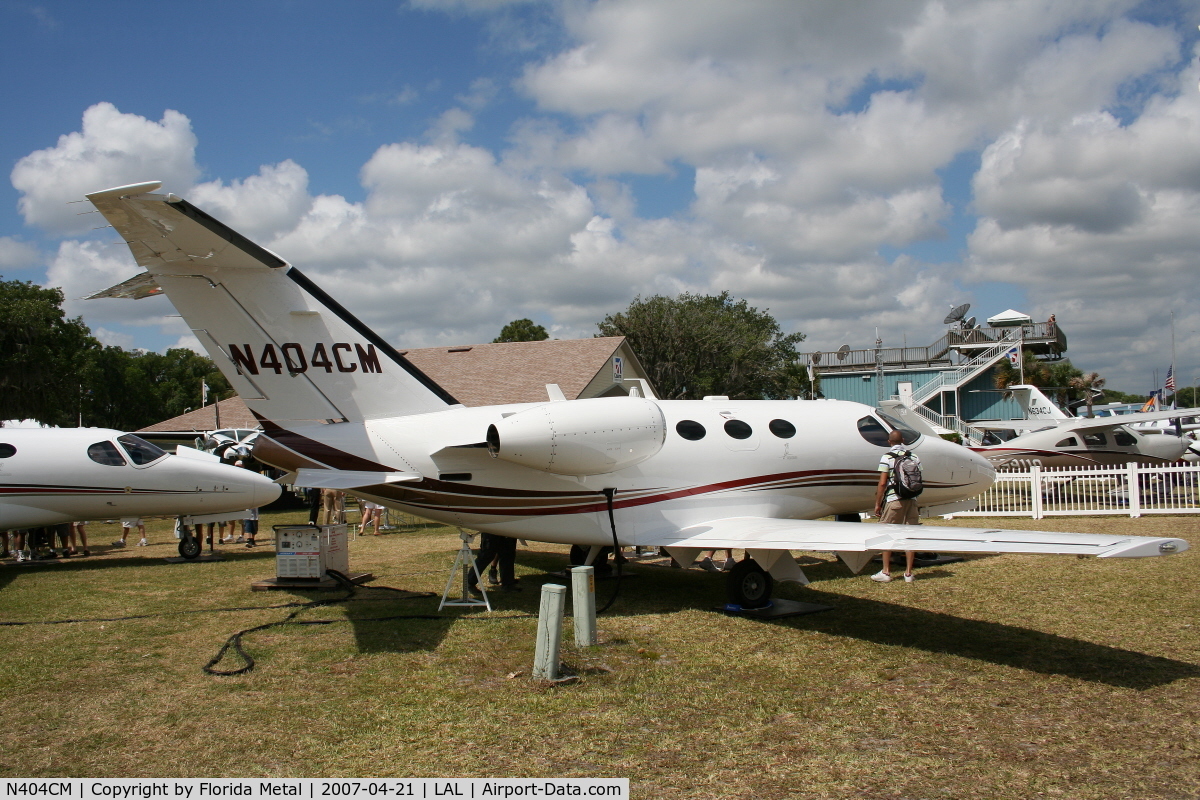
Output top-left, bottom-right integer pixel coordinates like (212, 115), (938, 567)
(179, 537), (202, 560)
(726, 559), (773, 609)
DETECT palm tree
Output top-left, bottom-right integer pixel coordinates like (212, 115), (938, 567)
(1068, 371), (1106, 417)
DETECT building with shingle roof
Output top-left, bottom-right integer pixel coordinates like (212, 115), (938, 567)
(137, 336), (654, 441)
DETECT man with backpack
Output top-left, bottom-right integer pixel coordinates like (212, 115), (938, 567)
(871, 430), (922, 583)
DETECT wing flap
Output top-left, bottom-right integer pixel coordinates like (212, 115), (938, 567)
(290, 468), (422, 491)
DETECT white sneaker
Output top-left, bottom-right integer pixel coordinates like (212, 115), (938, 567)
(903, 573), (914, 583)
(698, 557), (720, 572)
(137, 538), (148, 547)
(871, 571), (892, 582)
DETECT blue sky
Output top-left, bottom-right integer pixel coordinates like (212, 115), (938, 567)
(3, 1), (1200, 392)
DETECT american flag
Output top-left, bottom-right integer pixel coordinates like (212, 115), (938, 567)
(1165, 366), (1176, 393)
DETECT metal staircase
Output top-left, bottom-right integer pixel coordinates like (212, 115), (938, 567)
(903, 331), (1019, 444)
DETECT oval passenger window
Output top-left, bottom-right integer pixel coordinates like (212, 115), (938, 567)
(768, 419), (796, 439)
(723, 419), (753, 440)
(0, 443), (15, 458)
(676, 420), (707, 441)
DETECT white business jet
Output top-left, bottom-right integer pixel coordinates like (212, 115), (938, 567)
(970, 386), (1196, 468)
(0, 427), (282, 550)
(82, 182), (1186, 607)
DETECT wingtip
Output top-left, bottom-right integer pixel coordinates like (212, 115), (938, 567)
(84, 181), (163, 202)
(1097, 537), (1189, 558)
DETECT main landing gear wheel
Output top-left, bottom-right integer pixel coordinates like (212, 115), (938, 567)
(726, 559), (773, 609)
(178, 536), (201, 560)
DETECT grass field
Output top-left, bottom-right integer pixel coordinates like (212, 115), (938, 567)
(0, 512), (1196, 799)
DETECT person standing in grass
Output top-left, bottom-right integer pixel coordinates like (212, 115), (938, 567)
(871, 429), (920, 583)
(243, 506), (260, 548)
(113, 517), (146, 548)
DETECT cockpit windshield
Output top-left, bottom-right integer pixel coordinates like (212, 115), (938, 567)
(117, 434), (168, 466)
(875, 409), (923, 445)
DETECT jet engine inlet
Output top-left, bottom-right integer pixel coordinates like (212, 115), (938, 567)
(486, 397), (667, 476)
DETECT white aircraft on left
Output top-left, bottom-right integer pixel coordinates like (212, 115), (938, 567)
(0, 427), (282, 538)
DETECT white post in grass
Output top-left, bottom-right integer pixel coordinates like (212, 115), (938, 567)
(570, 566), (597, 647)
(533, 583), (566, 680)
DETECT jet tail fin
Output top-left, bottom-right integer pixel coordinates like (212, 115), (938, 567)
(86, 183), (459, 424)
(1009, 384), (1067, 420)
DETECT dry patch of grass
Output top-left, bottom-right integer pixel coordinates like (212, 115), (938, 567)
(0, 513), (1197, 798)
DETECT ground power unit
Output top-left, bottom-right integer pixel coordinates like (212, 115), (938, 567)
(274, 524), (349, 579)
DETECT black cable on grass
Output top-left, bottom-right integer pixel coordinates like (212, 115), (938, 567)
(0, 570), (536, 677)
(203, 569), (442, 676)
(596, 488), (622, 614)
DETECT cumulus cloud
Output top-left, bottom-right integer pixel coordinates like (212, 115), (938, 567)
(12, 4), (1200, 388)
(0, 237), (40, 271)
(189, 161), (313, 242)
(11, 103), (199, 234)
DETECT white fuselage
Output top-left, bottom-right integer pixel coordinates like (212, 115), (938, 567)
(971, 424), (1188, 469)
(0, 428), (282, 529)
(260, 398), (995, 546)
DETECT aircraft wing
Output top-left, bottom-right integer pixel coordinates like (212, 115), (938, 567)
(646, 517), (1187, 576)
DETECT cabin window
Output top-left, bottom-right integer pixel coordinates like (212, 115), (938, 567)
(0, 443), (14, 458)
(439, 473), (472, 482)
(1113, 429), (1138, 447)
(88, 441), (127, 467)
(875, 409), (922, 445)
(117, 434), (167, 465)
(1055, 437), (1079, 447)
(676, 420), (706, 441)
(857, 416), (890, 447)
(768, 419), (797, 439)
(1082, 432), (1108, 447)
(723, 420), (753, 440)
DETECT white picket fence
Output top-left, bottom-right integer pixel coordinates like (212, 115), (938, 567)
(948, 462), (1200, 519)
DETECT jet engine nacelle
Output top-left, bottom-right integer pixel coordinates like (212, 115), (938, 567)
(486, 397), (667, 476)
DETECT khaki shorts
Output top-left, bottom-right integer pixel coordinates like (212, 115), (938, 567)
(880, 499), (919, 525)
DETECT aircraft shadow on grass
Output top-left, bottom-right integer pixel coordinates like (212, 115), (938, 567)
(487, 551), (1198, 692)
(338, 549), (1200, 691)
(4, 549), (1194, 690)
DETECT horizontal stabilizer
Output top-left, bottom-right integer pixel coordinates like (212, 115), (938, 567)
(83, 271), (164, 300)
(85, 184), (459, 423)
(291, 468), (422, 491)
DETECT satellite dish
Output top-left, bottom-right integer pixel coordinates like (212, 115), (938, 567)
(836, 344), (850, 361)
(964, 316), (977, 329)
(943, 302), (971, 325)
(811, 351), (822, 364)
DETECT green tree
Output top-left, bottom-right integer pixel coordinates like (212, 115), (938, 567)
(1069, 371), (1106, 417)
(993, 355), (1092, 412)
(597, 291), (806, 399)
(493, 318), (549, 343)
(0, 276), (233, 429)
(79, 347), (232, 430)
(0, 278), (98, 426)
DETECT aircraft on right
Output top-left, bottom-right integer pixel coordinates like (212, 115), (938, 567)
(970, 385), (1199, 468)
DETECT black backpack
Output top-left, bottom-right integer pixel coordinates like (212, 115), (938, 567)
(890, 450), (924, 499)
